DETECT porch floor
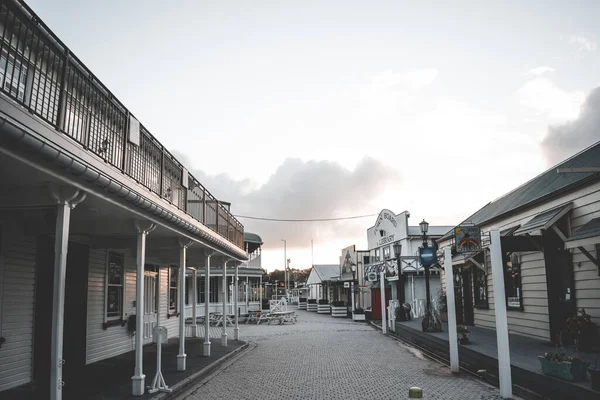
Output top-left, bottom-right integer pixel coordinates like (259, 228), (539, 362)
(3, 337), (245, 400)
(394, 319), (599, 399)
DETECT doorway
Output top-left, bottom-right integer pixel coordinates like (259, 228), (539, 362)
(462, 268), (474, 325)
(143, 265), (158, 344)
(543, 228), (575, 343)
(34, 237), (89, 396)
(370, 287), (392, 320)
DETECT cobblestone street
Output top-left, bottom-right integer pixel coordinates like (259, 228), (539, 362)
(176, 309), (518, 400)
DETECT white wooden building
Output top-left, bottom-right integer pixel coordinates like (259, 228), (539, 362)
(0, 1), (248, 398)
(364, 209), (452, 319)
(306, 265), (340, 300)
(437, 141), (600, 343)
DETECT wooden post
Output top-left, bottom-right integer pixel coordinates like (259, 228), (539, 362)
(444, 247), (459, 373)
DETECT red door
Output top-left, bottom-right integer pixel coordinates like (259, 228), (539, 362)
(371, 288), (392, 320)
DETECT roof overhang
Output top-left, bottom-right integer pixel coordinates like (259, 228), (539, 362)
(513, 202), (573, 236)
(565, 217), (600, 249)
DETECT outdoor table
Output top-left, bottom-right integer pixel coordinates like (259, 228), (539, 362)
(246, 310), (261, 324)
(212, 313), (234, 327)
(269, 311), (297, 325)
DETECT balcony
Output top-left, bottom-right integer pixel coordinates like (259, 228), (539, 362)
(241, 253), (262, 269)
(0, 0), (243, 249)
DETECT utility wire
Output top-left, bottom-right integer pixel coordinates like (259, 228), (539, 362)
(233, 213), (379, 222)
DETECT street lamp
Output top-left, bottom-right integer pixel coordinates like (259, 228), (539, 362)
(420, 219), (429, 247)
(281, 239), (287, 298)
(419, 218), (440, 332)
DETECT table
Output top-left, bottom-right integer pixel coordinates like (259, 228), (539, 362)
(246, 310), (261, 324)
(269, 311), (297, 325)
(212, 313), (234, 327)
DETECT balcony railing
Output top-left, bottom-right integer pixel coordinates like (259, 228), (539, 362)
(241, 254), (261, 269)
(0, 0), (244, 249)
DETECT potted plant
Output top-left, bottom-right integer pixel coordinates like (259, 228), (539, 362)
(331, 300), (346, 317)
(566, 308), (597, 352)
(353, 307), (366, 321)
(317, 299), (330, 314)
(589, 358), (600, 391)
(539, 350), (590, 381)
(457, 325), (471, 345)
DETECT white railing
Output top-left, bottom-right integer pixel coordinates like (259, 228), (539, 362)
(241, 254), (261, 269)
(184, 301), (261, 318)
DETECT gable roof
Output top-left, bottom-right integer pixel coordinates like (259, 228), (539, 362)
(306, 264), (340, 284)
(462, 141), (600, 227)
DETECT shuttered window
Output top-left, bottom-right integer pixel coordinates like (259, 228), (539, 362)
(105, 252), (125, 321)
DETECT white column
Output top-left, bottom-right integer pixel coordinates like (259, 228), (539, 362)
(177, 240), (193, 371)
(259, 275), (263, 307)
(351, 282), (355, 312)
(49, 186), (86, 400)
(444, 247), (459, 373)
(221, 260), (228, 346)
(191, 269), (198, 337)
(490, 228), (513, 398)
(245, 276), (249, 306)
(204, 254), (212, 356)
(380, 270), (387, 335)
(132, 220), (156, 396)
(234, 264), (239, 340)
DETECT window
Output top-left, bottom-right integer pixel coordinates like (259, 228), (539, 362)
(383, 246), (391, 259)
(473, 266), (488, 309)
(185, 275), (190, 305)
(375, 249), (380, 262)
(168, 267), (178, 314)
(106, 252), (125, 321)
(209, 276), (219, 303)
(0, 49), (28, 102)
(197, 276), (206, 303)
(504, 252), (522, 310)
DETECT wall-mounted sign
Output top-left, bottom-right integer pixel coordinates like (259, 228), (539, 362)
(367, 272), (378, 282)
(454, 225), (482, 253)
(384, 261), (399, 281)
(419, 247), (436, 267)
(344, 282), (350, 288)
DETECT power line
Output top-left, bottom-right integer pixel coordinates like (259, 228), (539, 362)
(233, 213), (379, 222)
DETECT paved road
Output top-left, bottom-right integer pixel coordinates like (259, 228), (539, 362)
(176, 309), (517, 400)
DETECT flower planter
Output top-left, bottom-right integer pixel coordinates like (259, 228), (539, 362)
(317, 303), (331, 314)
(538, 356), (590, 381)
(352, 312), (366, 321)
(331, 305), (346, 318)
(307, 300), (318, 312)
(298, 301), (307, 310)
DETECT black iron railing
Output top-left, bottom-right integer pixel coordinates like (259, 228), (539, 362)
(0, 0), (244, 249)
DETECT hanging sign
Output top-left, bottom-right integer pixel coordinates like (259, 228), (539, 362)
(454, 225), (482, 253)
(367, 272), (378, 282)
(419, 247), (436, 267)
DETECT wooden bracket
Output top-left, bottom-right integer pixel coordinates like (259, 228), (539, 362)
(578, 246), (600, 276)
(525, 233), (544, 252)
(551, 225), (568, 242)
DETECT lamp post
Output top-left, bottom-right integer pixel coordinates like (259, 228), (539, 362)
(281, 239), (286, 298)
(351, 264), (357, 312)
(420, 219), (431, 314)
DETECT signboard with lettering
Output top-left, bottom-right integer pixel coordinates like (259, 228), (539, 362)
(367, 209), (409, 250)
(384, 260), (399, 281)
(340, 245), (357, 281)
(454, 225), (482, 253)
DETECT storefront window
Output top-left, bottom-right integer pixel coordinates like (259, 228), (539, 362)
(473, 267), (488, 309)
(375, 249), (380, 261)
(383, 246), (390, 259)
(504, 252), (522, 310)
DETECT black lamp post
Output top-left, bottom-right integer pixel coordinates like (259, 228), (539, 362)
(420, 219), (431, 314)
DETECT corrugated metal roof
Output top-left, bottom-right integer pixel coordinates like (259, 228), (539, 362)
(513, 202), (573, 235)
(566, 218), (600, 242)
(408, 226), (454, 237)
(307, 264), (340, 284)
(466, 141), (600, 226)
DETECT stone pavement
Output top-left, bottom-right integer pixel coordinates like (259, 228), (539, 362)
(175, 309), (522, 400)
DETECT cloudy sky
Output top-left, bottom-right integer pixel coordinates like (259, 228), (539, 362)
(28, 0), (600, 271)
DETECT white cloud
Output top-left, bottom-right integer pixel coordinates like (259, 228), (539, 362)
(371, 68), (439, 89)
(517, 77), (585, 123)
(524, 66), (555, 76)
(569, 34), (597, 52)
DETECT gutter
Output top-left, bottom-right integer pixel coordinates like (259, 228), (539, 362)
(0, 116), (247, 261)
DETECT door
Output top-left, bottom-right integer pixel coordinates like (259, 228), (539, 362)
(543, 229), (576, 343)
(454, 268), (464, 325)
(462, 269), (474, 325)
(143, 265), (158, 344)
(370, 287), (392, 320)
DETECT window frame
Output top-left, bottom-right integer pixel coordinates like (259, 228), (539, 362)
(504, 252), (523, 311)
(383, 246), (391, 260)
(375, 248), (380, 262)
(197, 276), (206, 303)
(209, 276), (219, 303)
(103, 251), (126, 329)
(167, 266), (179, 316)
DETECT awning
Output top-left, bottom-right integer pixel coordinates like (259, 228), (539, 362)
(514, 202), (572, 235)
(565, 217), (600, 249)
(452, 251), (485, 272)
